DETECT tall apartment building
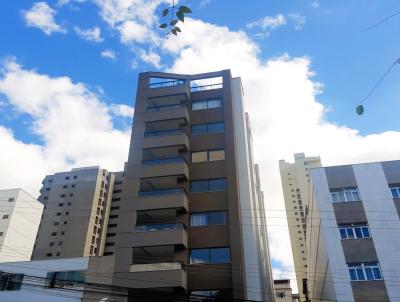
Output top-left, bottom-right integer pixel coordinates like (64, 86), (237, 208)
(32, 167), (118, 260)
(0, 189), (43, 262)
(279, 153), (322, 296)
(307, 160), (400, 302)
(85, 70), (275, 302)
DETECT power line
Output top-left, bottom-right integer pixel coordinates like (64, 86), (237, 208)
(361, 10), (400, 32)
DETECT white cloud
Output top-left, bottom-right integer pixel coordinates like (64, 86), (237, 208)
(0, 57), (130, 195)
(117, 20), (158, 45)
(109, 104), (135, 118)
(57, 0), (86, 5)
(74, 26), (103, 42)
(311, 0), (320, 8)
(199, 0), (212, 8)
(288, 13), (306, 30)
(246, 14), (287, 37)
(23, 2), (66, 35)
(162, 18), (400, 289)
(139, 50), (162, 68)
(101, 49), (117, 61)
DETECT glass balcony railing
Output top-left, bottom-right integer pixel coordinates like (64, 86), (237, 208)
(144, 129), (185, 137)
(131, 262), (182, 272)
(146, 103), (185, 112)
(141, 157), (185, 166)
(138, 187), (185, 198)
(190, 83), (223, 92)
(149, 80), (186, 89)
(135, 223), (185, 232)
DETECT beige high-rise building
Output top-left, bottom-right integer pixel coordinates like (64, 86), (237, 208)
(279, 153), (322, 298)
(32, 167), (120, 260)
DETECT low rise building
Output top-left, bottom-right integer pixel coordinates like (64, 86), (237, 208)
(274, 279), (300, 302)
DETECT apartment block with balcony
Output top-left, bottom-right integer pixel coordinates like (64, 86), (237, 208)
(32, 167), (118, 260)
(85, 70), (275, 302)
(279, 153), (322, 298)
(306, 160), (400, 302)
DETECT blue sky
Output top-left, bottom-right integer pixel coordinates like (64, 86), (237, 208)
(1, 0), (400, 291)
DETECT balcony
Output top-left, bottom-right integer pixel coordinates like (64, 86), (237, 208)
(146, 78), (189, 99)
(131, 225), (188, 247)
(138, 104), (189, 123)
(137, 158), (189, 179)
(129, 262), (187, 289)
(135, 223), (184, 232)
(135, 189), (188, 212)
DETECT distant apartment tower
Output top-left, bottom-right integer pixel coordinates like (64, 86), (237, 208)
(307, 160), (400, 302)
(88, 70), (275, 302)
(32, 167), (119, 260)
(0, 189), (43, 262)
(279, 153), (322, 297)
(274, 279), (300, 302)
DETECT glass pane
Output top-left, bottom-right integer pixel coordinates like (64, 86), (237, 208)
(331, 193), (338, 202)
(207, 122), (224, 134)
(356, 268), (365, 280)
(191, 124), (207, 135)
(345, 191), (353, 201)
(391, 188), (399, 198)
(190, 249), (209, 264)
(209, 178), (227, 191)
(373, 267), (382, 280)
(365, 268), (374, 280)
(191, 180), (209, 193)
(55, 272), (67, 281)
(346, 228), (355, 239)
(337, 191), (345, 202)
(190, 213), (209, 226)
(362, 227), (370, 238)
(192, 151), (208, 163)
(349, 268), (357, 280)
(192, 101), (207, 110)
(352, 191), (360, 201)
(339, 228), (347, 239)
(209, 211), (227, 225)
(7, 274), (23, 291)
(210, 248), (230, 263)
(209, 150), (225, 161)
(75, 271), (85, 283)
(207, 99), (222, 109)
(354, 227), (363, 238)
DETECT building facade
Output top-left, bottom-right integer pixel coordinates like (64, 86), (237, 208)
(307, 160), (400, 302)
(279, 153), (322, 296)
(274, 279), (300, 302)
(85, 70), (275, 301)
(0, 257), (88, 301)
(0, 189), (43, 262)
(32, 167), (118, 260)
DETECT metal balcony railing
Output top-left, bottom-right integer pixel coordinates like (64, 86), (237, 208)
(146, 103), (185, 112)
(135, 223), (185, 232)
(141, 157), (185, 166)
(149, 80), (186, 89)
(144, 129), (185, 137)
(138, 187), (185, 198)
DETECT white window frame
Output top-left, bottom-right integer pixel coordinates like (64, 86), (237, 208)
(339, 224), (371, 240)
(348, 262), (383, 281)
(330, 187), (361, 203)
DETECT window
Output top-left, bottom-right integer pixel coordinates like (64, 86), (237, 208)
(8, 198), (14, 203)
(190, 289), (232, 300)
(65, 176), (70, 180)
(191, 178), (227, 193)
(331, 188), (361, 203)
(190, 248), (230, 264)
(339, 224), (371, 239)
(2, 215), (9, 219)
(108, 224), (117, 228)
(65, 212), (69, 216)
(61, 231), (65, 235)
(51, 232), (57, 236)
(63, 221), (67, 225)
(58, 203), (63, 207)
(111, 206), (120, 210)
(60, 194), (66, 198)
(73, 176), (77, 179)
(0, 232), (3, 236)
(54, 222), (59, 226)
(56, 252), (60, 256)
(113, 190), (122, 194)
(192, 149), (225, 163)
(348, 262), (383, 281)
(104, 252), (114, 256)
(191, 122), (224, 135)
(105, 242), (115, 246)
(63, 185), (68, 189)
(43, 196), (48, 201)
(190, 211), (228, 226)
(109, 215), (119, 219)
(45, 270), (85, 288)
(0, 272), (24, 291)
(59, 241), (63, 246)
(69, 193), (73, 197)
(390, 186), (400, 198)
(49, 242), (54, 246)
(192, 99), (223, 110)
(107, 233), (116, 237)
(67, 202), (71, 206)
(71, 184), (76, 188)
(112, 198), (121, 202)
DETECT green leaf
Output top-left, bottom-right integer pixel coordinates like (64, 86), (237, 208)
(162, 8), (169, 17)
(176, 11), (184, 22)
(174, 26), (181, 32)
(171, 28), (178, 36)
(159, 23), (168, 28)
(179, 5), (192, 13)
(170, 19), (178, 25)
(356, 104), (364, 115)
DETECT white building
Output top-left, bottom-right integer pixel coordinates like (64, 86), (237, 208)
(279, 153), (322, 297)
(274, 279), (300, 302)
(0, 257), (88, 301)
(307, 160), (400, 302)
(0, 189), (43, 262)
